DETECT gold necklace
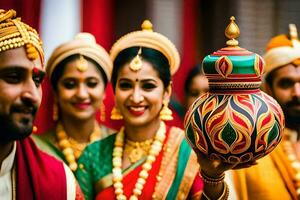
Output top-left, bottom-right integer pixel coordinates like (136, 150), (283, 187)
(282, 139), (300, 195)
(124, 138), (153, 164)
(56, 122), (101, 171)
(112, 122), (166, 200)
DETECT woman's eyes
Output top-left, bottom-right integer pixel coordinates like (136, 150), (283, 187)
(62, 80), (76, 89)
(61, 79), (99, 89)
(118, 81), (157, 91)
(142, 83), (156, 90)
(86, 80), (99, 88)
(119, 82), (132, 89)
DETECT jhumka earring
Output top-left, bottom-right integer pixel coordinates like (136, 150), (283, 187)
(110, 106), (123, 120)
(53, 103), (59, 121)
(160, 100), (173, 121)
(100, 101), (106, 122)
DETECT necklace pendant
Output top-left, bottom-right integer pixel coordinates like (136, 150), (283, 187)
(129, 147), (144, 163)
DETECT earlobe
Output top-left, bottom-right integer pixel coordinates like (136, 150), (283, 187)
(262, 82), (273, 96)
(163, 85), (172, 101)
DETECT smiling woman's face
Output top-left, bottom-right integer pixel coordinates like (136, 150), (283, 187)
(56, 59), (105, 121)
(115, 60), (170, 127)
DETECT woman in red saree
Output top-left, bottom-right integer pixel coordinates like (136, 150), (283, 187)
(75, 20), (203, 200)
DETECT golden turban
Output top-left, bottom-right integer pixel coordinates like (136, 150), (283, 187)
(263, 24), (300, 77)
(110, 20), (180, 75)
(0, 9), (44, 65)
(47, 32), (112, 80)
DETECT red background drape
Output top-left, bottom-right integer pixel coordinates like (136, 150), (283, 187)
(173, 0), (198, 103)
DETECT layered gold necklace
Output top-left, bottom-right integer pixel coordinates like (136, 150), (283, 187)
(112, 122), (166, 200)
(124, 138), (153, 164)
(56, 122), (101, 171)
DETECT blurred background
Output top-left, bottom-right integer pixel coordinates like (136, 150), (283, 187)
(1, 0), (300, 132)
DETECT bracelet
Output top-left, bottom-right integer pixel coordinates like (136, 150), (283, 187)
(202, 182), (229, 200)
(200, 170), (225, 185)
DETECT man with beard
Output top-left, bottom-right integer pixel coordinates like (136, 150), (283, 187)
(0, 9), (82, 199)
(225, 24), (300, 199)
(264, 25), (300, 138)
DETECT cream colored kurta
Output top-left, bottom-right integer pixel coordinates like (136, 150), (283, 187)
(0, 142), (16, 200)
(0, 141), (77, 200)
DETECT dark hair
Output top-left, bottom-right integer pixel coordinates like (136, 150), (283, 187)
(184, 64), (204, 95)
(265, 70), (275, 88)
(50, 54), (108, 91)
(111, 47), (171, 90)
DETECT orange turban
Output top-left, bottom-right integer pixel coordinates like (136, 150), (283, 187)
(263, 24), (300, 77)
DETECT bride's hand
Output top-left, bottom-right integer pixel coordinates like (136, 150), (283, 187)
(195, 150), (257, 178)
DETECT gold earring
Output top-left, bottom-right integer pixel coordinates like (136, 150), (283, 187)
(110, 106), (123, 120)
(100, 101), (106, 121)
(160, 100), (173, 121)
(53, 103), (59, 121)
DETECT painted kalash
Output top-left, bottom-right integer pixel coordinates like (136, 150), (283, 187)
(184, 16), (285, 165)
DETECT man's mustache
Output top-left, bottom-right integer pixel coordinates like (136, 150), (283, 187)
(286, 97), (300, 108)
(10, 103), (37, 116)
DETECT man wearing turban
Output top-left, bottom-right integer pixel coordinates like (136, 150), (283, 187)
(0, 9), (82, 199)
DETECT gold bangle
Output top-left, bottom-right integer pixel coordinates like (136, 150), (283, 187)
(200, 170), (225, 185)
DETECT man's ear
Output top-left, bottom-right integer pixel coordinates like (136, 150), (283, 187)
(262, 82), (273, 96)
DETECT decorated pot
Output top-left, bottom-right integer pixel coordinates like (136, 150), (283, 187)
(184, 17), (285, 164)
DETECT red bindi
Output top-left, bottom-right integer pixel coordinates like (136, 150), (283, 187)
(32, 66), (40, 75)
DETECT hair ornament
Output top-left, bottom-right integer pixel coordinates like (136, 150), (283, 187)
(129, 47), (142, 71)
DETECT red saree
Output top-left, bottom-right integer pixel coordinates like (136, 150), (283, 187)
(94, 126), (203, 200)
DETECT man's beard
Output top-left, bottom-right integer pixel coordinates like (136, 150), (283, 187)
(0, 103), (37, 143)
(281, 97), (300, 127)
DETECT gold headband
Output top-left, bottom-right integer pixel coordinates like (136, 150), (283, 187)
(0, 9), (44, 65)
(47, 32), (112, 80)
(110, 20), (180, 75)
(264, 24), (300, 76)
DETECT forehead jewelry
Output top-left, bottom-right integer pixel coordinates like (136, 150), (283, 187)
(129, 47), (142, 71)
(76, 55), (89, 72)
(32, 66), (40, 75)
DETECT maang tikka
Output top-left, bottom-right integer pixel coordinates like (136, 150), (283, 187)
(129, 48), (143, 71)
(76, 55), (89, 72)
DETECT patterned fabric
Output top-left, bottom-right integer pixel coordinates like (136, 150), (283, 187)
(76, 134), (115, 199)
(75, 126), (203, 200)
